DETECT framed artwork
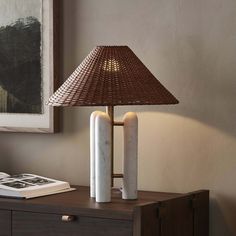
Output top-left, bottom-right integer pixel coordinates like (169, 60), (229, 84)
(0, 0), (59, 133)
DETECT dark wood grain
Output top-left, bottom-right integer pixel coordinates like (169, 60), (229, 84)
(52, 0), (60, 133)
(0, 186), (182, 220)
(0, 210), (11, 236)
(0, 186), (209, 236)
(12, 211), (132, 236)
(192, 191), (209, 236)
(160, 195), (194, 236)
(133, 202), (160, 236)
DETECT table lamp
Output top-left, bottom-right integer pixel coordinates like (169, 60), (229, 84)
(47, 46), (178, 202)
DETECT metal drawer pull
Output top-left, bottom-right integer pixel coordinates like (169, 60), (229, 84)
(61, 215), (75, 222)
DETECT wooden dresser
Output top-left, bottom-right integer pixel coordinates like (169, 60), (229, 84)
(0, 186), (209, 236)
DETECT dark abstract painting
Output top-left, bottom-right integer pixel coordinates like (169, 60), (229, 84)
(0, 0), (42, 114)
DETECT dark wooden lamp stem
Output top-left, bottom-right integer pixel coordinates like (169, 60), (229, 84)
(106, 106), (124, 187)
(106, 106), (115, 187)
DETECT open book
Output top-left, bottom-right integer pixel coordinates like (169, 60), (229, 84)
(0, 172), (75, 199)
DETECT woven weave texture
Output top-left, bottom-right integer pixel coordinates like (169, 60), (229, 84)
(47, 46), (179, 106)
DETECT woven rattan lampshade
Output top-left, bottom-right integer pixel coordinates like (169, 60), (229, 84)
(47, 46), (178, 106)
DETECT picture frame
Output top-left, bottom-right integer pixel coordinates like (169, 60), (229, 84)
(0, 0), (59, 133)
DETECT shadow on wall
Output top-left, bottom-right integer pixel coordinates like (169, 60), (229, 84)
(60, 0), (236, 139)
(114, 35), (236, 138)
(114, 94), (236, 139)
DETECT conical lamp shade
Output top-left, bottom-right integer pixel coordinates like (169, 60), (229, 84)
(47, 46), (178, 106)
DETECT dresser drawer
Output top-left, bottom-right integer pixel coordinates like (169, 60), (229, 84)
(12, 211), (132, 236)
(0, 209), (11, 236)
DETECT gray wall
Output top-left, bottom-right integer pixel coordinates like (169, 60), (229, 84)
(1, 0), (236, 235)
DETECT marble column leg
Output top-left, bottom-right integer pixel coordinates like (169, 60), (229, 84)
(95, 112), (111, 203)
(90, 111), (103, 198)
(122, 112), (138, 200)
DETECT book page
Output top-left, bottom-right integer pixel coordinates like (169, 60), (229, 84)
(0, 174), (68, 191)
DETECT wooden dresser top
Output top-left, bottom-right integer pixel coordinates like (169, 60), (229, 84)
(0, 186), (191, 220)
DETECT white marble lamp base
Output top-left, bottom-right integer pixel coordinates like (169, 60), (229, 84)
(90, 111), (138, 203)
